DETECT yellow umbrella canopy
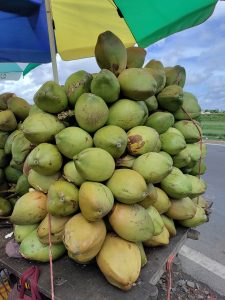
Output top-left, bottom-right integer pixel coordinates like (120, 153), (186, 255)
(51, 0), (135, 60)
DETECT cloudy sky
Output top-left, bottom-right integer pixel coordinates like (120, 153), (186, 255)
(0, 1), (225, 110)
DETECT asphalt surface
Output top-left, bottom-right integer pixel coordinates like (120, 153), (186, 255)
(186, 143), (225, 266)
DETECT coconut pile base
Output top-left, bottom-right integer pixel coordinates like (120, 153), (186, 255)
(1, 226), (188, 299)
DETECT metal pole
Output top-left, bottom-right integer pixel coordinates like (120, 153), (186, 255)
(45, 0), (59, 83)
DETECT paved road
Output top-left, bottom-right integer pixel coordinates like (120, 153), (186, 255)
(186, 143), (225, 265)
(180, 144), (225, 295)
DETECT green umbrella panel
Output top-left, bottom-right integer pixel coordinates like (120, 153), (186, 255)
(115, 0), (218, 47)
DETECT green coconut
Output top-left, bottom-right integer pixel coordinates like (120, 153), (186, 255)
(144, 226), (170, 247)
(9, 159), (23, 171)
(63, 161), (85, 186)
(179, 205), (207, 227)
(29, 104), (44, 115)
(0, 149), (9, 168)
(11, 132), (33, 165)
(0, 197), (12, 216)
(161, 215), (176, 237)
(28, 169), (61, 193)
(74, 148), (115, 182)
(7, 96), (30, 120)
(9, 197), (19, 207)
(93, 125), (127, 159)
(145, 59), (164, 70)
(95, 31), (127, 76)
(14, 224), (39, 243)
(145, 111), (175, 134)
(157, 85), (183, 112)
(116, 154), (136, 168)
(20, 230), (66, 262)
(165, 65), (186, 87)
(106, 169), (148, 204)
(4, 166), (22, 183)
(34, 81), (68, 113)
(145, 95), (158, 112)
(132, 152), (172, 183)
(160, 128), (186, 155)
(118, 68), (157, 101)
(127, 126), (160, 155)
(126, 47), (146, 68)
(152, 187), (171, 214)
(107, 99), (147, 130)
(136, 242), (147, 267)
(155, 138), (162, 152)
(0, 131), (9, 149)
(90, 69), (120, 103)
(97, 234), (141, 291)
(0, 110), (17, 132)
(146, 206), (164, 236)
(173, 147), (192, 168)
(185, 144), (201, 162)
(47, 180), (79, 217)
(23, 155), (31, 176)
(28, 143), (62, 176)
(0, 93), (15, 110)
(189, 160), (206, 175)
(4, 130), (21, 154)
(74, 93), (109, 133)
(37, 215), (70, 244)
(186, 160), (197, 169)
(159, 151), (173, 165)
(166, 197), (197, 220)
(173, 92), (201, 120)
(161, 167), (192, 199)
(10, 191), (47, 225)
(55, 126), (93, 159)
(145, 68), (166, 93)
(139, 183), (158, 208)
(79, 182), (114, 221)
(174, 120), (202, 143)
(186, 175), (207, 198)
(65, 70), (92, 106)
(138, 101), (149, 125)
(64, 213), (106, 263)
(187, 142), (207, 161)
(109, 203), (154, 242)
(22, 112), (65, 144)
(15, 174), (30, 196)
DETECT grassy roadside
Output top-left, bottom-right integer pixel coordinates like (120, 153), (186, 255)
(197, 113), (225, 141)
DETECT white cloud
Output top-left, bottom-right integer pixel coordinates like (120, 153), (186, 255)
(0, 56), (100, 104)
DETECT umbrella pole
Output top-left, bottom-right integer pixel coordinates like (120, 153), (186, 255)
(45, 0), (59, 84)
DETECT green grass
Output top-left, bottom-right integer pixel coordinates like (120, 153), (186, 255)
(197, 113), (225, 141)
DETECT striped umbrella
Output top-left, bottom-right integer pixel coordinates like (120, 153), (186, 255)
(0, 0), (220, 82)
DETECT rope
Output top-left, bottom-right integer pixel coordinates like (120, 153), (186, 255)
(180, 107), (203, 205)
(166, 254), (175, 300)
(48, 213), (55, 300)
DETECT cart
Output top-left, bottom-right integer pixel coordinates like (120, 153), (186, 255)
(0, 226), (189, 300)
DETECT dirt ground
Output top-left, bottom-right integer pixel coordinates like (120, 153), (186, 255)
(156, 262), (225, 300)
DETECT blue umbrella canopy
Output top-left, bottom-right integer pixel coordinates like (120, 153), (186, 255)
(0, 0), (51, 63)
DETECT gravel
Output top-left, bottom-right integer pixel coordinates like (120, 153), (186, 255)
(156, 258), (225, 300)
